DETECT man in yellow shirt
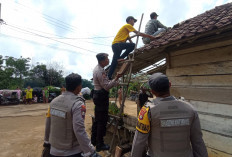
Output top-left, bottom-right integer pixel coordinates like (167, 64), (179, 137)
(108, 16), (155, 80)
(25, 86), (33, 105)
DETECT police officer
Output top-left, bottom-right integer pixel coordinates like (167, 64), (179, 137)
(43, 73), (101, 157)
(131, 73), (208, 157)
(91, 53), (121, 152)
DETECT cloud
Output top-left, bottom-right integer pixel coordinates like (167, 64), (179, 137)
(1, 0), (231, 80)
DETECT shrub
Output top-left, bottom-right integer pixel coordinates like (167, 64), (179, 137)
(108, 101), (120, 115)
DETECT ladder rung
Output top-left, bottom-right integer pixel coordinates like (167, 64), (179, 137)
(121, 59), (134, 63)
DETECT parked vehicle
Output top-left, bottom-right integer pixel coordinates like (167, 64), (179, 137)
(48, 92), (57, 102)
(0, 90), (20, 105)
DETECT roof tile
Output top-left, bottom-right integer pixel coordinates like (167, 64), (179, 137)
(136, 2), (232, 52)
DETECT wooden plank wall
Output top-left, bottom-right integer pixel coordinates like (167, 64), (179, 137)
(167, 39), (232, 157)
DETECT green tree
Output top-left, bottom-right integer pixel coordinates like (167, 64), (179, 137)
(26, 64), (47, 87)
(128, 81), (140, 93)
(0, 56), (30, 89)
(25, 62), (65, 87)
(0, 55), (14, 89)
(30, 64), (47, 79)
(5, 56), (30, 80)
(45, 62), (65, 87)
(82, 79), (93, 89)
(46, 68), (64, 87)
(0, 55), (3, 69)
(4, 56), (30, 88)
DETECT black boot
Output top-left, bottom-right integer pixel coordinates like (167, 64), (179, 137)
(96, 143), (110, 152)
(91, 137), (96, 146)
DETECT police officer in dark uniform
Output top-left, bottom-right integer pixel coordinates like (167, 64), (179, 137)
(131, 73), (208, 157)
(91, 53), (121, 152)
(43, 73), (101, 157)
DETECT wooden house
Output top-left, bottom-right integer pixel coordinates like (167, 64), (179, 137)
(132, 3), (232, 157)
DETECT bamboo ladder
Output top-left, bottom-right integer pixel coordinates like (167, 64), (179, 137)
(109, 13), (144, 155)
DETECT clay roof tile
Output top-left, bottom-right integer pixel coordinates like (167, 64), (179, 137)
(136, 2), (232, 53)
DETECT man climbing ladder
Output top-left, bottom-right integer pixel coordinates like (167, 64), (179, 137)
(107, 16), (155, 80)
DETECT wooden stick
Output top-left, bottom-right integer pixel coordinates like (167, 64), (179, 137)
(115, 146), (123, 157)
(110, 13), (144, 154)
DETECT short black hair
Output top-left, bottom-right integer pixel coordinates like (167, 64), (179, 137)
(150, 12), (158, 19)
(96, 53), (108, 62)
(65, 73), (82, 92)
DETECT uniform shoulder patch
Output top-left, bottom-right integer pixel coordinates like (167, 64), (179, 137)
(81, 105), (86, 119)
(46, 106), (51, 118)
(136, 106), (150, 134)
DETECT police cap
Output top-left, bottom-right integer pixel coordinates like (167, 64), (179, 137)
(148, 72), (169, 92)
(96, 53), (108, 62)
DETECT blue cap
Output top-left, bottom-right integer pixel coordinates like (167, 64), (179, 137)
(148, 73), (169, 92)
(126, 16), (137, 23)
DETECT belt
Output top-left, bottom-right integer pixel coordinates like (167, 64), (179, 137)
(94, 89), (109, 94)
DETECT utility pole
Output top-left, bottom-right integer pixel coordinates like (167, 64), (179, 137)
(0, 3), (3, 25)
(0, 3), (4, 31)
(0, 3), (4, 23)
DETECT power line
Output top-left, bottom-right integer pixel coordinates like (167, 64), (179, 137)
(14, 1), (77, 32)
(10, 8), (78, 33)
(5, 22), (112, 47)
(18, 26), (114, 40)
(3, 23), (106, 54)
(0, 33), (96, 56)
(11, 1), (113, 43)
(7, 5), (114, 44)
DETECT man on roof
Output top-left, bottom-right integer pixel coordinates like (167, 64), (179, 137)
(107, 16), (155, 80)
(143, 12), (168, 44)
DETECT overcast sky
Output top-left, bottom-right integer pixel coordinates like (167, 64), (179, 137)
(0, 0), (231, 80)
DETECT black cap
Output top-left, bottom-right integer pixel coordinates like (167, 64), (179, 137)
(126, 16), (137, 23)
(96, 53), (108, 62)
(148, 72), (169, 92)
(150, 12), (158, 19)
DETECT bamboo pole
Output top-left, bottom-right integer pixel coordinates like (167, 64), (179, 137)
(120, 13), (144, 115)
(109, 13), (144, 154)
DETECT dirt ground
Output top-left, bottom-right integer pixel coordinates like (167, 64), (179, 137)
(0, 99), (138, 157)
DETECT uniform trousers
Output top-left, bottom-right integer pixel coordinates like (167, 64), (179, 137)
(108, 42), (135, 80)
(91, 89), (109, 146)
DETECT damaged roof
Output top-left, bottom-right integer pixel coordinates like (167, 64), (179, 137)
(132, 2), (232, 73)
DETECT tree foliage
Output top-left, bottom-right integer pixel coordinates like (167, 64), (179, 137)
(0, 55), (95, 90)
(5, 56), (30, 79)
(0, 56), (30, 89)
(82, 79), (93, 89)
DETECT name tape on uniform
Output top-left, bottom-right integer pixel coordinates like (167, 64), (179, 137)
(160, 118), (190, 127)
(50, 108), (66, 118)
